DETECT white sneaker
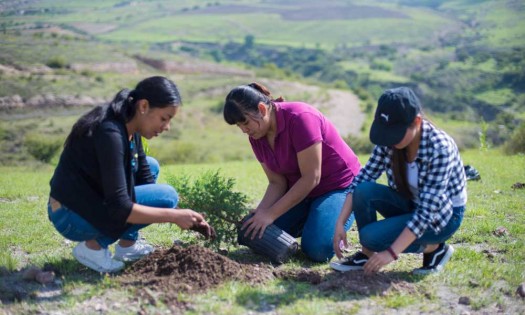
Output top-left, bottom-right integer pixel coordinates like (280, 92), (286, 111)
(113, 240), (154, 262)
(72, 242), (124, 273)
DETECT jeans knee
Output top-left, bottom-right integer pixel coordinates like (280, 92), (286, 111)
(359, 226), (385, 252)
(301, 236), (334, 262)
(353, 182), (377, 206)
(146, 156), (160, 181)
(158, 184), (179, 208)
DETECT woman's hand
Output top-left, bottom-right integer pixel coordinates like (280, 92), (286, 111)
(173, 209), (205, 229)
(241, 209), (275, 240)
(189, 220), (217, 240)
(333, 223), (348, 259)
(363, 251), (394, 274)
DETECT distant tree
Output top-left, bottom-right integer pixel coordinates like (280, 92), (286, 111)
(244, 34), (255, 49)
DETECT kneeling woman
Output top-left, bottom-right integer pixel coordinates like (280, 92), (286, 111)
(48, 76), (214, 273)
(223, 83), (361, 262)
(332, 87), (467, 274)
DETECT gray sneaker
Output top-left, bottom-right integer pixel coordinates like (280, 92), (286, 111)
(413, 243), (454, 275)
(72, 242), (124, 273)
(114, 240), (154, 262)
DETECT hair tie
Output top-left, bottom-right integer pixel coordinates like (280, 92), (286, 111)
(128, 89), (137, 102)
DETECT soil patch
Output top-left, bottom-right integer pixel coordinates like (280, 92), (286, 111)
(119, 245), (274, 304)
(120, 243), (414, 296)
(276, 268), (417, 296)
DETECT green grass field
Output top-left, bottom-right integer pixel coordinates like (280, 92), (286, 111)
(0, 149), (524, 314)
(0, 1), (524, 312)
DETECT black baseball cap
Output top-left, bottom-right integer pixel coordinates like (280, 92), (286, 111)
(369, 87), (421, 146)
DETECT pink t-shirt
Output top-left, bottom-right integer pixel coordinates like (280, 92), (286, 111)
(249, 102), (361, 197)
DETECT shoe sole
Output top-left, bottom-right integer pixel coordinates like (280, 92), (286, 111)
(73, 247), (124, 273)
(329, 261), (365, 272)
(413, 245), (455, 275)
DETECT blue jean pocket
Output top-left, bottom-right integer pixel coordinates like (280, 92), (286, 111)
(48, 206), (73, 236)
(47, 204), (99, 242)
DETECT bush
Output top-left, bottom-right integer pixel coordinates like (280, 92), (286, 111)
(152, 141), (203, 164)
(343, 134), (374, 155)
(46, 56), (68, 69)
(24, 133), (62, 163)
(503, 122), (525, 155)
(166, 170), (249, 251)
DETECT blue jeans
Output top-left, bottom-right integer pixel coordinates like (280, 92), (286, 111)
(273, 186), (355, 262)
(48, 157), (178, 248)
(352, 182), (465, 253)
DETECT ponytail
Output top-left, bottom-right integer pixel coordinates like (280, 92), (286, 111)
(64, 76), (181, 147)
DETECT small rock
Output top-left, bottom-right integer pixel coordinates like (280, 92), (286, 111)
(468, 279), (480, 288)
(517, 283), (525, 298)
(459, 296), (471, 305)
(22, 266), (40, 280)
(493, 226), (509, 237)
(95, 303), (106, 311)
(35, 271), (55, 284)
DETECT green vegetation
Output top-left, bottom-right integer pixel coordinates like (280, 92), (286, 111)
(0, 149), (524, 313)
(23, 133), (62, 163)
(0, 0), (524, 313)
(167, 170), (250, 250)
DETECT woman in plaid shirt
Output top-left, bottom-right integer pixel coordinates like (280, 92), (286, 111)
(331, 87), (467, 275)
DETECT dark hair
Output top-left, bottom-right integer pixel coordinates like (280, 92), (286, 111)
(223, 82), (283, 125)
(392, 149), (411, 199)
(391, 112), (431, 200)
(64, 76), (181, 147)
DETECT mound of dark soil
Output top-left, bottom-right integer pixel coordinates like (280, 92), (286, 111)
(120, 245), (273, 297)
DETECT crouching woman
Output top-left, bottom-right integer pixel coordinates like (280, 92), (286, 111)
(331, 87), (467, 275)
(48, 76), (214, 273)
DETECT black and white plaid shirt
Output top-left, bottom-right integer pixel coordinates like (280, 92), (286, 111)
(348, 120), (467, 238)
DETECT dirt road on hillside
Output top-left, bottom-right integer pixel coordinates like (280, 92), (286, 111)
(260, 79), (365, 137)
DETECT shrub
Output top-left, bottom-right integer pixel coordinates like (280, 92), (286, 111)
(24, 133), (62, 163)
(343, 134), (374, 155)
(166, 170), (249, 251)
(152, 141), (202, 164)
(503, 122), (525, 155)
(46, 56), (68, 69)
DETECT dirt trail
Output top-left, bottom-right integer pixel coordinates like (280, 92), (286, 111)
(323, 89), (364, 137)
(198, 79), (365, 136)
(260, 79), (364, 137)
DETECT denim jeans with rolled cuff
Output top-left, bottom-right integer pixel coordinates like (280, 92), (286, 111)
(272, 185), (355, 262)
(48, 156), (178, 249)
(352, 181), (464, 253)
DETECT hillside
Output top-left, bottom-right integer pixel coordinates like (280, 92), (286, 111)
(0, 0), (524, 165)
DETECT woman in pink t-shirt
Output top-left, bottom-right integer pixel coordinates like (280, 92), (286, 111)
(223, 83), (361, 262)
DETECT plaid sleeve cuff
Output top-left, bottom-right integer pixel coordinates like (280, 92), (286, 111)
(406, 212), (430, 239)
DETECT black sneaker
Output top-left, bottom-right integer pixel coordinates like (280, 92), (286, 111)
(330, 252), (369, 272)
(413, 243), (454, 275)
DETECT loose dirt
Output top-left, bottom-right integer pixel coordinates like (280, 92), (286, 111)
(118, 244), (417, 311)
(119, 245), (274, 304)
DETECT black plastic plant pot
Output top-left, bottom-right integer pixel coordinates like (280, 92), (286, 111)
(237, 214), (299, 264)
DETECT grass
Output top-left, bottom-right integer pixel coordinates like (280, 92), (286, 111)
(3, 0), (462, 49)
(0, 149), (524, 314)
